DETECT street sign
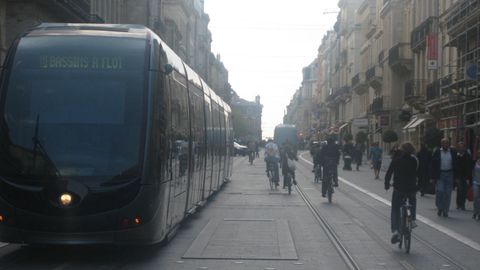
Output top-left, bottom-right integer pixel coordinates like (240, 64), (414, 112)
(465, 62), (478, 81)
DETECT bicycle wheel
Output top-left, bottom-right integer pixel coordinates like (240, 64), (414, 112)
(268, 171), (274, 190)
(404, 216), (412, 253)
(405, 230), (411, 253)
(288, 179), (292, 195)
(327, 177), (333, 203)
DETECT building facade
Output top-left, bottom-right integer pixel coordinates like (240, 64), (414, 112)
(286, 0), (480, 154)
(231, 95), (263, 142)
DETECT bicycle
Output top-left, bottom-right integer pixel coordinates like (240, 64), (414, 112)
(398, 197), (414, 253)
(322, 159), (336, 203)
(314, 164), (322, 183)
(266, 161), (276, 190)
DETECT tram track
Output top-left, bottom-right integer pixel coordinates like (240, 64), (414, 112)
(294, 181), (361, 270)
(296, 152), (469, 270)
(335, 181), (468, 270)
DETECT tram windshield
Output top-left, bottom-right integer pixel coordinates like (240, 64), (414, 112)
(0, 35), (147, 186)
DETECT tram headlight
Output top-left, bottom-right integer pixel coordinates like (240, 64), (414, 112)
(59, 193), (73, 206)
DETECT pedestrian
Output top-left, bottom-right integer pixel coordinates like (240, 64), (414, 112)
(472, 150), (480, 220)
(342, 139), (354, 171)
(385, 142), (419, 244)
(417, 143), (432, 196)
(255, 141), (260, 158)
(430, 138), (458, 217)
(354, 142), (365, 171)
(369, 142), (383, 179)
(454, 142), (472, 211)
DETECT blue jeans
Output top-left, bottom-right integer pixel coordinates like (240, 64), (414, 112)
(436, 171), (454, 214)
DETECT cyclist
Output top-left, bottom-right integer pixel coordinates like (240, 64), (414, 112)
(280, 141), (297, 188)
(264, 139), (280, 187)
(319, 136), (340, 197)
(385, 142), (418, 244)
(312, 142), (323, 181)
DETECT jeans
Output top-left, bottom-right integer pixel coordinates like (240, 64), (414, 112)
(436, 171), (454, 214)
(391, 190), (416, 232)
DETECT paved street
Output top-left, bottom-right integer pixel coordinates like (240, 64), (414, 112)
(0, 153), (479, 269)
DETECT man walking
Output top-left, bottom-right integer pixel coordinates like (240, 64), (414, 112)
(455, 142), (472, 211)
(430, 138), (458, 217)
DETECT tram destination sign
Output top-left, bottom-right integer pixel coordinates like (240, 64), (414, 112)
(39, 55), (124, 70)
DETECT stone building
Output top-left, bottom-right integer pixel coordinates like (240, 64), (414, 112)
(0, 0), (232, 105)
(0, 0), (97, 63)
(231, 95), (263, 142)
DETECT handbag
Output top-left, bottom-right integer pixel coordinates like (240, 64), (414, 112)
(287, 158), (296, 171)
(467, 186), (474, 202)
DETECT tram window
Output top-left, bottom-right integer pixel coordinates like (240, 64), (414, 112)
(0, 36), (146, 184)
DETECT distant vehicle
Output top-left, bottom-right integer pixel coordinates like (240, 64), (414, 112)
(234, 142), (248, 156)
(274, 124), (298, 155)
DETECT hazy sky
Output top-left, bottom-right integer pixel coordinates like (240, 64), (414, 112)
(204, 0), (339, 138)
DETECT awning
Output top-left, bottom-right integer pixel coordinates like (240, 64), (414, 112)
(407, 118), (426, 131)
(338, 122), (349, 131)
(402, 117), (418, 131)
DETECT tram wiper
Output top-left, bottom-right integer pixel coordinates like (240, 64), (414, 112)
(31, 114), (61, 177)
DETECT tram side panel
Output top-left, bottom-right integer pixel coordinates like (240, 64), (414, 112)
(204, 96), (214, 197)
(226, 112), (233, 180)
(186, 84), (206, 212)
(166, 71), (190, 226)
(218, 109), (226, 184)
(211, 101), (221, 191)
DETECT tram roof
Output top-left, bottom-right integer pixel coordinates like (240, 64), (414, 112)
(27, 23), (148, 39)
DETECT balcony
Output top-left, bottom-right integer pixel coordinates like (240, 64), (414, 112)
(411, 16), (438, 52)
(447, 0), (480, 35)
(404, 79), (426, 111)
(370, 96), (391, 115)
(426, 80), (440, 101)
(366, 66), (382, 90)
(389, 43), (413, 74)
(404, 79), (426, 100)
(352, 72), (368, 95)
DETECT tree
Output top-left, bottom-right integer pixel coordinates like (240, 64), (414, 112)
(382, 129), (398, 143)
(424, 127), (443, 149)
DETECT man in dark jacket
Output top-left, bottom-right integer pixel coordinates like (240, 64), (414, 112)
(320, 136), (340, 196)
(455, 142), (472, 211)
(417, 143), (432, 196)
(385, 142), (418, 244)
(429, 138), (458, 217)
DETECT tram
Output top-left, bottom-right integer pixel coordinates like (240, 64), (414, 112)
(0, 23), (233, 244)
(274, 124), (299, 155)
